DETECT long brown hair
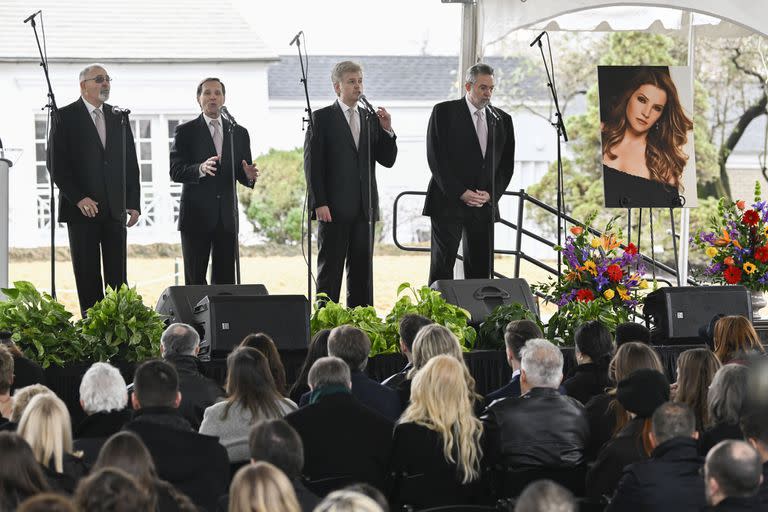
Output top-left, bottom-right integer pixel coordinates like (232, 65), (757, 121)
(675, 348), (721, 431)
(713, 315), (764, 363)
(222, 347), (286, 421)
(607, 342), (664, 435)
(241, 333), (288, 396)
(0, 432), (50, 510)
(602, 67), (693, 188)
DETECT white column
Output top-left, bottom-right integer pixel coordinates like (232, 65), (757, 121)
(0, 154), (11, 294)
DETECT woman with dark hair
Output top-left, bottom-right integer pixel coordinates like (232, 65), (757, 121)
(672, 348), (721, 432)
(289, 329), (331, 403)
(240, 333), (288, 396)
(199, 347), (296, 463)
(601, 67), (693, 207)
(712, 315), (764, 364)
(0, 432), (50, 510)
(17, 494), (76, 512)
(73, 467), (152, 512)
(563, 320), (614, 405)
(93, 431), (196, 512)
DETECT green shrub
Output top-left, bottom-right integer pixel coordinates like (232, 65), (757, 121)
(477, 303), (543, 350)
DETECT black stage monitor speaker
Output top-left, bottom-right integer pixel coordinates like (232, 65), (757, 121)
(643, 285), (751, 344)
(430, 278), (538, 326)
(155, 284), (269, 325)
(193, 294), (309, 357)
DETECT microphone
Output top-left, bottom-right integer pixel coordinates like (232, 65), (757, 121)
(23, 10), (41, 24)
(486, 103), (501, 122)
(358, 94), (377, 115)
(111, 106), (131, 115)
(220, 106), (237, 126)
(289, 30), (303, 46)
(529, 31), (546, 47)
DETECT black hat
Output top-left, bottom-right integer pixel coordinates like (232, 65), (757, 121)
(617, 368), (670, 418)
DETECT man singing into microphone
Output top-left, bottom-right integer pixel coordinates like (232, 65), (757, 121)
(304, 61), (397, 307)
(424, 63), (515, 284)
(170, 77), (259, 285)
(47, 63), (141, 316)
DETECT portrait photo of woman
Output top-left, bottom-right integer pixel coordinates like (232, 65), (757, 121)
(599, 65), (696, 208)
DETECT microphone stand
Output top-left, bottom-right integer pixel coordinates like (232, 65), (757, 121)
(118, 110), (129, 285)
(26, 11), (60, 298)
(534, 33), (568, 277)
(294, 34), (314, 302)
(225, 117), (241, 285)
(487, 107), (497, 279)
(362, 105), (376, 307)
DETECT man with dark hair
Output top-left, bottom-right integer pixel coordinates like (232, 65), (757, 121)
(299, 325), (400, 421)
(160, 323), (224, 430)
(615, 322), (651, 346)
(607, 402), (706, 511)
(424, 62), (515, 284)
(485, 319), (543, 406)
(382, 314), (433, 389)
(740, 408), (768, 506)
(170, 77), (260, 285)
(125, 359), (228, 511)
(705, 440), (763, 510)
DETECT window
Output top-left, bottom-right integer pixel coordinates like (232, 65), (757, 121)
(131, 118), (153, 182)
(34, 119), (49, 184)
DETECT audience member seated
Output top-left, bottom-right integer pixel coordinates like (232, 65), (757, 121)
(514, 480), (576, 512)
(18, 394), (88, 494)
(314, 490), (383, 512)
(17, 493), (76, 512)
(396, 324), (465, 409)
(0, 432), (50, 509)
(484, 319), (543, 407)
(562, 320), (613, 405)
(0, 331), (44, 394)
(200, 347), (297, 463)
(73, 362), (132, 464)
(124, 359), (229, 512)
(0, 344), (14, 421)
(614, 322), (651, 347)
(482, 339), (588, 496)
(607, 402), (706, 512)
(672, 348), (721, 433)
(298, 326), (400, 422)
(741, 408), (768, 506)
(381, 314), (433, 389)
(704, 440), (762, 510)
(3, 384), (54, 432)
(240, 333), (289, 396)
(93, 430), (197, 512)
(160, 322), (225, 430)
(701, 364), (749, 455)
(713, 316), (765, 365)
(586, 368), (670, 500)
(285, 357), (393, 495)
(73, 467), (151, 511)
(228, 462), (300, 512)
(389, 355), (483, 509)
(344, 483), (389, 512)
(289, 329), (330, 404)
(584, 342), (664, 460)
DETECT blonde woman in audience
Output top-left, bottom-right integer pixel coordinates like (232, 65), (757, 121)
(673, 348), (721, 432)
(389, 354), (483, 509)
(228, 462), (300, 512)
(17, 393), (87, 494)
(712, 315), (764, 364)
(313, 490), (383, 512)
(10, 384), (54, 424)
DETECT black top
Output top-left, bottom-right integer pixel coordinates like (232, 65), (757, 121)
(563, 362), (609, 406)
(10, 354), (45, 393)
(603, 165), (682, 208)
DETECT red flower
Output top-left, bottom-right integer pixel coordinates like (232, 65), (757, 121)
(742, 210), (760, 226)
(724, 266), (742, 284)
(755, 246), (768, 263)
(575, 289), (595, 302)
(606, 264), (623, 282)
(624, 243), (638, 255)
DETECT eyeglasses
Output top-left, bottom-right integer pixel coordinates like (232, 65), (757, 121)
(84, 75), (112, 84)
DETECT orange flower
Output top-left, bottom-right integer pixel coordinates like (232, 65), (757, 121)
(724, 256), (735, 266)
(736, 200), (746, 210)
(601, 234), (620, 251)
(715, 229), (742, 249)
(570, 226), (584, 236)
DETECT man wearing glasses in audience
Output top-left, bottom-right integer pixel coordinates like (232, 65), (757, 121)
(47, 63), (141, 316)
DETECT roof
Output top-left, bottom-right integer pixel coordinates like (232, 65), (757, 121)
(0, 0), (277, 62)
(268, 55), (545, 102)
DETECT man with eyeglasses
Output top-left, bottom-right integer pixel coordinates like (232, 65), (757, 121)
(47, 63), (141, 316)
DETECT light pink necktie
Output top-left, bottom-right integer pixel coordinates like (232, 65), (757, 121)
(211, 119), (223, 157)
(475, 109), (487, 158)
(93, 108), (106, 147)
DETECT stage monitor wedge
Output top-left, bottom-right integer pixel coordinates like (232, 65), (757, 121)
(155, 284), (269, 326)
(430, 278), (539, 326)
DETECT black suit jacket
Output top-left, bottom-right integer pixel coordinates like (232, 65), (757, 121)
(169, 114), (254, 233)
(48, 98), (141, 223)
(423, 98), (515, 219)
(304, 101), (397, 223)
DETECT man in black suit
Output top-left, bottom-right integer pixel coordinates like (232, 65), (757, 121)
(304, 61), (398, 307)
(484, 319), (543, 407)
(170, 78), (259, 285)
(424, 63), (515, 284)
(48, 63), (141, 315)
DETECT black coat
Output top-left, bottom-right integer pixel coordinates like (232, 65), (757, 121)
(304, 101), (397, 222)
(563, 362), (610, 405)
(584, 392), (618, 460)
(381, 363), (411, 390)
(606, 437), (706, 512)
(285, 392), (393, 493)
(298, 370), (401, 422)
(586, 416), (648, 499)
(10, 353), (45, 393)
(169, 114), (254, 233)
(164, 354), (225, 431)
(758, 462), (768, 506)
(42, 452), (89, 495)
(388, 422), (482, 509)
(701, 421), (743, 456)
(73, 408), (133, 464)
(124, 407), (229, 512)
(484, 373), (521, 408)
(711, 496), (762, 511)
(48, 97), (141, 223)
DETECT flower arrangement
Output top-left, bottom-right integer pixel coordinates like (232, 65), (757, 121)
(692, 182), (768, 291)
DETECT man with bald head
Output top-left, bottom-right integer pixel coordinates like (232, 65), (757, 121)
(48, 63), (141, 315)
(705, 439), (763, 510)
